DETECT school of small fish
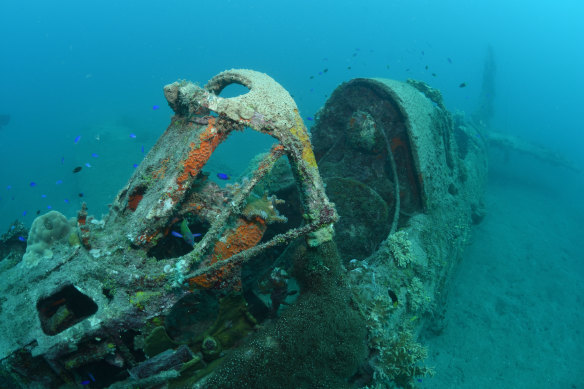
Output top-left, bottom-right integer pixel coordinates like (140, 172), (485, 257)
(3, 48), (469, 223)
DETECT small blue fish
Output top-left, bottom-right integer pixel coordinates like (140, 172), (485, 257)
(22, 211), (27, 216)
(74, 135), (81, 144)
(17, 236), (26, 242)
(447, 57), (452, 64)
(141, 145), (144, 153)
(130, 133), (137, 138)
(85, 162), (92, 168)
(61, 156), (64, 164)
(56, 180), (63, 185)
(64, 199), (70, 203)
(217, 173), (229, 180)
(91, 153), (99, 158)
(88, 372), (96, 382)
(41, 194), (47, 198)
(152, 105), (159, 110)
(30, 182), (36, 187)
(133, 163), (138, 168)
(305, 117), (314, 121)
(47, 205), (52, 209)
(6, 185), (11, 190)
(81, 380), (90, 385)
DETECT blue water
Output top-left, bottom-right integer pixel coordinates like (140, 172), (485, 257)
(1, 0), (583, 387)
(1, 0), (583, 227)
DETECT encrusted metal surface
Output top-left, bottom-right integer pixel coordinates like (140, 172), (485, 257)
(0, 69), (337, 388)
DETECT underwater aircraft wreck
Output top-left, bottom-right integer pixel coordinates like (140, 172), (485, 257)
(0, 69), (489, 388)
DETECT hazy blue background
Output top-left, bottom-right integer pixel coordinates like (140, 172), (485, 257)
(1, 2), (583, 387)
(1, 0), (583, 231)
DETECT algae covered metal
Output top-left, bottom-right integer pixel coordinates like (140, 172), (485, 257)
(0, 71), (487, 388)
(310, 77), (487, 386)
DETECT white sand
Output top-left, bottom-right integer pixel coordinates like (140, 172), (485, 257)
(421, 158), (584, 388)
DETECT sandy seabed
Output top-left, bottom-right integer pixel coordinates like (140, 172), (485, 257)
(421, 160), (584, 389)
